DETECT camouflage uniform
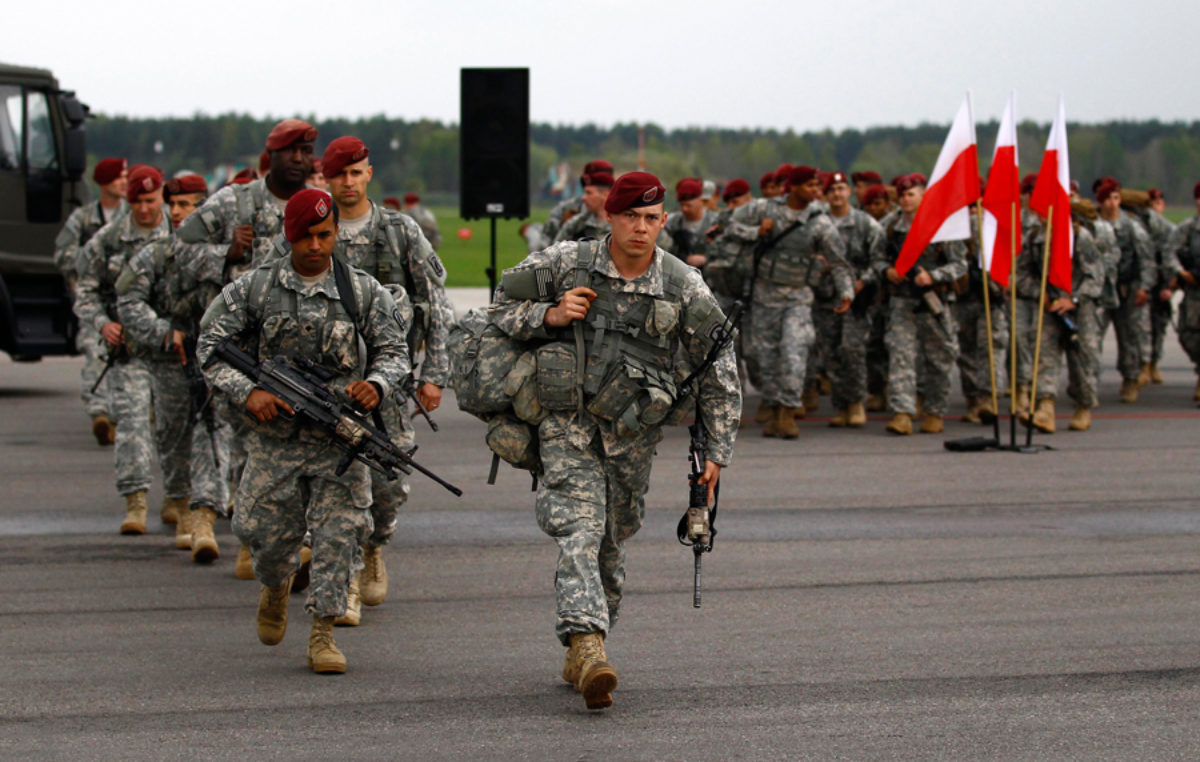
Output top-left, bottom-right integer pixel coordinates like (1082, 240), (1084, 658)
(1163, 215), (1200, 376)
(706, 207), (764, 389)
(196, 256), (408, 617)
(405, 203), (442, 250)
(74, 214), (172, 496)
(553, 209), (610, 244)
(490, 239), (740, 644)
(813, 209), (885, 411)
(733, 200), (853, 409)
(1100, 213), (1155, 383)
(1128, 207), (1176, 366)
(541, 195), (583, 243)
(663, 209), (718, 262)
(54, 199), (128, 418)
(118, 237), (231, 515)
(955, 218), (1009, 405)
(873, 215), (968, 417)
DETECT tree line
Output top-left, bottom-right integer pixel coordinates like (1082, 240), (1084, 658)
(85, 114), (1200, 209)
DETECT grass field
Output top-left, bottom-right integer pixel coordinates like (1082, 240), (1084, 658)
(430, 205), (551, 287)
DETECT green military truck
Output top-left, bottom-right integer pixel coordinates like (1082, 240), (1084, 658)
(0, 62), (88, 360)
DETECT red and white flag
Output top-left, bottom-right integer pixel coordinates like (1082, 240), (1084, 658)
(980, 91), (1020, 288)
(1028, 94), (1073, 293)
(895, 94), (981, 276)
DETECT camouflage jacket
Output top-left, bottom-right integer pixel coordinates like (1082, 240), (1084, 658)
(732, 199), (853, 304)
(1127, 207), (1176, 283)
(1164, 215), (1200, 296)
(1016, 223), (1103, 301)
(116, 236), (205, 360)
(829, 208), (885, 284)
(175, 176), (290, 285)
(74, 213), (172, 340)
(405, 204), (442, 250)
(541, 194), (583, 242)
(553, 208), (610, 244)
(53, 199), (128, 277)
(489, 238), (741, 465)
(873, 213), (968, 300)
(663, 209), (719, 261)
(1108, 212), (1155, 292)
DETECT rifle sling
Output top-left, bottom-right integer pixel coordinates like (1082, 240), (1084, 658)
(331, 254), (390, 436)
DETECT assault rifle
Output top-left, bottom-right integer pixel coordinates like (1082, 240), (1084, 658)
(183, 336), (221, 469)
(209, 338), (462, 496)
(90, 340), (128, 393)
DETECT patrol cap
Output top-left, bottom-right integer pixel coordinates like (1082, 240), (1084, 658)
(1020, 173), (1038, 194)
(603, 171), (667, 214)
(126, 166), (163, 202)
(823, 170), (849, 193)
(676, 177), (703, 202)
(584, 171), (614, 189)
(723, 178), (750, 201)
(788, 165), (819, 186)
(284, 188), (335, 243)
(863, 184), (890, 205)
(93, 158), (126, 185)
(164, 174), (207, 199)
(702, 179), (716, 197)
(403, 193), (420, 205)
(265, 119), (318, 151)
(894, 173), (925, 193)
(321, 136), (369, 178)
(1095, 179), (1121, 203)
(851, 170), (882, 184)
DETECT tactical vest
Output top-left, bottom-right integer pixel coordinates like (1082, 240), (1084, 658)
(885, 220), (956, 299)
(761, 208), (826, 288)
(78, 201), (111, 247)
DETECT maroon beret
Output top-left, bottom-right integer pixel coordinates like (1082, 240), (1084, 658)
(1147, 188), (1163, 201)
(863, 184), (890, 205)
(759, 171), (777, 190)
(894, 173), (925, 194)
(774, 163), (794, 187)
(788, 165), (819, 186)
(232, 168), (256, 185)
(1194, 181), (1200, 200)
(851, 170), (882, 184)
(284, 188), (335, 243)
(822, 170), (849, 193)
(584, 159), (614, 175)
(126, 166), (163, 202)
(93, 158), (126, 186)
(164, 174), (207, 199)
(603, 171), (667, 214)
(1095, 179), (1122, 203)
(1015, 173), (1035, 194)
(265, 119), (318, 151)
(676, 177), (703, 202)
(723, 178), (750, 201)
(310, 158), (323, 174)
(403, 193), (420, 205)
(1091, 175), (1116, 194)
(321, 136), (369, 178)
(258, 150), (271, 172)
(585, 171), (614, 188)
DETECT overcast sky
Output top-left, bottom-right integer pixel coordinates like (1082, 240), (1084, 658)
(8, 0), (1197, 131)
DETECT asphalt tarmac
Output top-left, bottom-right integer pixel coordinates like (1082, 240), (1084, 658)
(1, 333), (1198, 761)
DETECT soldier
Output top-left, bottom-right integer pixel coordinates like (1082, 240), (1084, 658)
(542, 159), (612, 242)
(56, 157), (129, 446)
(733, 165), (853, 438)
(1016, 218), (1104, 433)
(117, 174), (230, 560)
(703, 178), (761, 395)
(316, 136), (452, 624)
(307, 159), (329, 191)
(1124, 188), (1176, 385)
(74, 166), (174, 533)
(851, 171), (883, 207)
(553, 171), (614, 243)
(701, 179), (719, 211)
(197, 189), (408, 674)
(955, 214), (1009, 424)
(663, 177), (717, 268)
(817, 171), (884, 427)
(873, 174), (968, 435)
(1162, 182), (1200, 406)
(861, 184), (892, 222)
(860, 184), (894, 411)
(759, 170), (781, 199)
(1095, 179), (1154, 403)
(489, 171), (740, 710)
(403, 192), (443, 251)
(381, 196), (402, 212)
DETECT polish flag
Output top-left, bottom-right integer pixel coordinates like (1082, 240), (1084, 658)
(980, 91), (1020, 288)
(895, 95), (981, 276)
(1028, 95), (1073, 294)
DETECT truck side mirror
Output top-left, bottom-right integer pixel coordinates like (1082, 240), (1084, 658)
(59, 92), (88, 181)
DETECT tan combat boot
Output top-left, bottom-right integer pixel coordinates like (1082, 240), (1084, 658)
(818, 374), (832, 395)
(190, 507), (220, 563)
(1031, 397), (1056, 434)
(335, 575), (362, 627)
(562, 639), (581, 688)
(174, 506), (194, 550)
(1151, 362), (1164, 384)
(754, 401), (773, 424)
(160, 497), (184, 526)
(886, 413), (913, 435)
(776, 407), (800, 439)
(828, 408), (849, 428)
(292, 546), (313, 593)
(919, 414), (944, 434)
(360, 546), (388, 606)
(978, 397), (998, 424)
(847, 402), (867, 427)
(91, 414), (115, 447)
(802, 385), (819, 413)
(865, 393), (887, 412)
(1069, 404), (1092, 431)
(962, 397), (982, 424)
(257, 577), (292, 646)
(570, 632), (617, 710)
(234, 545), (256, 580)
(1136, 362), (1152, 387)
(1119, 379), (1138, 403)
(761, 406), (778, 438)
(1014, 384), (1031, 414)
(308, 616), (347, 674)
(119, 491), (148, 535)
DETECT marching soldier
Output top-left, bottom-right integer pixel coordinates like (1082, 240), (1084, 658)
(663, 177), (717, 268)
(1123, 188), (1176, 385)
(543, 159), (613, 242)
(955, 214), (1008, 424)
(489, 171), (741, 709)
(403, 192), (443, 250)
(1163, 181), (1200, 406)
(197, 189), (408, 674)
(553, 171), (615, 243)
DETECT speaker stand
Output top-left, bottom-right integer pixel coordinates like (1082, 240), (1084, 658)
(486, 217), (498, 303)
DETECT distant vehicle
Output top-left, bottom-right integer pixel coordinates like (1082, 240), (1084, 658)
(0, 62), (88, 361)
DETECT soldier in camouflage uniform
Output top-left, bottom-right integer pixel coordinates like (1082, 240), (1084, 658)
(1123, 194), (1176, 384)
(313, 137), (453, 623)
(1163, 182), (1200, 406)
(663, 177), (718, 268)
(402, 192), (442, 250)
(732, 165), (853, 438)
(873, 174), (968, 435)
(542, 159), (612, 242)
(553, 171), (615, 243)
(1015, 219), (1104, 433)
(55, 158), (128, 445)
(74, 166), (173, 534)
(955, 213), (1009, 423)
(489, 172), (740, 710)
(197, 189), (408, 674)
(117, 174), (231, 561)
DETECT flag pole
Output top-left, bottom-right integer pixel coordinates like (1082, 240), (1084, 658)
(976, 200), (1000, 443)
(1025, 207), (1053, 448)
(1009, 200), (1018, 449)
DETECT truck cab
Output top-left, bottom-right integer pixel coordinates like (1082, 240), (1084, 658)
(0, 62), (88, 360)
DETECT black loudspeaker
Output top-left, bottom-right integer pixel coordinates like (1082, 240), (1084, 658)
(460, 68), (529, 220)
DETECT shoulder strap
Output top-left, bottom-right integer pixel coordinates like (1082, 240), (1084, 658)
(331, 254), (368, 334)
(571, 241), (600, 416)
(658, 249), (690, 302)
(244, 263), (277, 328)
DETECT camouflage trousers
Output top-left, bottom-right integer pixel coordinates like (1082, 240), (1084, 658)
(749, 295), (814, 408)
(1177, 294), (1200, 374)
(1025, 299), (1100, 409)
(813, 300), (870, 410)
(866, 302), (889, 397)
(189, 412), (232, 517)
(885, 297), (959, 416)
(1146, 296), (1173, 364)
(366, 399), (412, 549)
(955, 297), (1009, 401)
(1099, 296), (1150, 382)
(79, 325), (111, 418)
(1014, 298), (1038, 388)
(232, 432), (373, 618)
(714, 292), (758, 392)
(536, 415), (654, 645)
(108, 358), (190, 497)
